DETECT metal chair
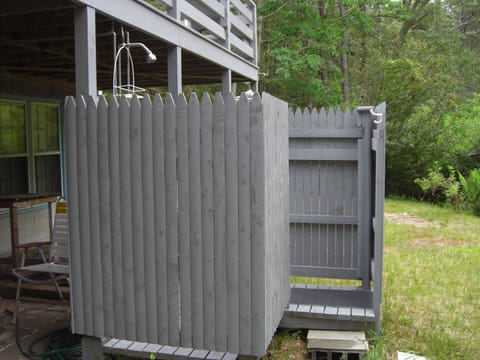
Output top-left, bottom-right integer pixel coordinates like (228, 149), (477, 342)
(11, 200), (69, 320)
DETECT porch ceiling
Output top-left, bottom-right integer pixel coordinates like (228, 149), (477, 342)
(0, 0), (251, 92)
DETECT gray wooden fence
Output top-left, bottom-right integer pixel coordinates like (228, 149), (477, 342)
(289, 104), (385, 292)
(65, 92), (290, 357)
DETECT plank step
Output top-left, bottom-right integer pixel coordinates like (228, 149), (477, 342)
(286, 304), (375, 322)
(103, 339), (237, 360)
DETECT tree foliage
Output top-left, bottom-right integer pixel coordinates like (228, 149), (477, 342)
(257, 0), (480, 197)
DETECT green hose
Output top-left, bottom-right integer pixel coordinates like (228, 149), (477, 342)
(15, 316), (82, 360)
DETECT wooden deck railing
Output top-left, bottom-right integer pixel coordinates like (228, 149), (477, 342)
(141, 0), (257, 63)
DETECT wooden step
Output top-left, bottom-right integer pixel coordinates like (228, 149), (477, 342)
(103, 338), (237, 360)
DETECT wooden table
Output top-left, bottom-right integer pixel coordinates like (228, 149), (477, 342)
(0, 194), (59, 267)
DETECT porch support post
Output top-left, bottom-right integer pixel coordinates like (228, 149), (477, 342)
(168, 45), (182, 95)
(222, 69), (232, 96)
(74, 6), (97, 97)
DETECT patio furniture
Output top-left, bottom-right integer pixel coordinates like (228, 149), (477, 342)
(11, 200), (69, 320)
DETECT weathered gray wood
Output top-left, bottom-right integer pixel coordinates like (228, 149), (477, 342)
(177, 94), (192, 347)
(250, 93), (265, 356)
(261, 93), (290, 353)
(141, 95), (158, 343)
(65, 97), (83, 333)
(343, 110), (354, 270)
(200, 93), (215, 349)
(225, 93), (239, 353)
(130, 96), (148, 341)
(86, 95), (104, 337)
(77, 96), (93, 335)
(127, 341), (149, 357)
(356, 107), (372, 289)
(165, 93), (180, 345)
(97, 96), (113, 336)
(289, 148), (357, 162)
(108, 96), (125, 339)
(188, 93), (204, 349)
(289, 128), (363, 138)
(290, 215), (357, 225)
(237, 93), (251, 354)
(152, 94), (169, 345)
(301, 109), (312, 266)
(119, 96), (135, 339)
(158, 345), (178, 356)
(291, 266), (357, 279)
(213, 93), (228, 351)
(334, 108), (344, 269)
(67, 92), (291, 356)
(372, 102), (386, 333)
(190, 349), (210, 359)
(174, 346), (194, 359)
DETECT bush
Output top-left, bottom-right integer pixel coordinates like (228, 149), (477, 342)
(459, 169), (480, 215)
(415, 164), (463, 209)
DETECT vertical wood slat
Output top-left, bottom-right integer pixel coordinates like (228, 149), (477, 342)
(130, 97), (147, 341)
(293, 108), (304, 265)
(326, 108), (336, 268)
(164, 94), (180, 345)
(177, 94), (192, 347)
(200, 93), (215, 350)
(65, 96), (83, 333)
(334, 108), (344, 269)
(188, 94), (204, 349)
(213, 93), (227, 351)
(224, 93), (239, 353)
(250, 93), (265, 356)
(108, 96), (125, 339)
(152, 94), (169, 345)
(302, 109), (312, 267)
(87, 96), (103, 337)
(140, 96), (157, 343)
(343, 109), (354, 269)
(318, 108), (328, 267)
(67, 92), (290, 357)
(77, 96), (93, 335)
(119, 96), (135, 339)
(97, 97), (114, 336)
(237, 93), (251, 354)
(310, 108), (320, 267)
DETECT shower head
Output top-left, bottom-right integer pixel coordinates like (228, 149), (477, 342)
(146, 51), (157, 64)
(125, 42), (157, 64)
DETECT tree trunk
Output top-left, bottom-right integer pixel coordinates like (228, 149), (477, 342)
(338, 0), (349, 102)
(318, 1), (328, 87)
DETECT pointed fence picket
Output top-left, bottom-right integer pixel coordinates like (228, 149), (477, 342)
(65, 92), (290, 357)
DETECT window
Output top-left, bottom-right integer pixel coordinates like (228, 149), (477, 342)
(0, 98), (62, 194)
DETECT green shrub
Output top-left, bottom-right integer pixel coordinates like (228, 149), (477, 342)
(459, 169), (480, 215)
(414, 164), (463, 209)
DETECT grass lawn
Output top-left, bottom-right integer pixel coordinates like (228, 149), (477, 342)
(376, 197), (480, 359)
(268, 197), (480, 360)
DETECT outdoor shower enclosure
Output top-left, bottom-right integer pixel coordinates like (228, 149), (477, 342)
(65, 92), (290, 357)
